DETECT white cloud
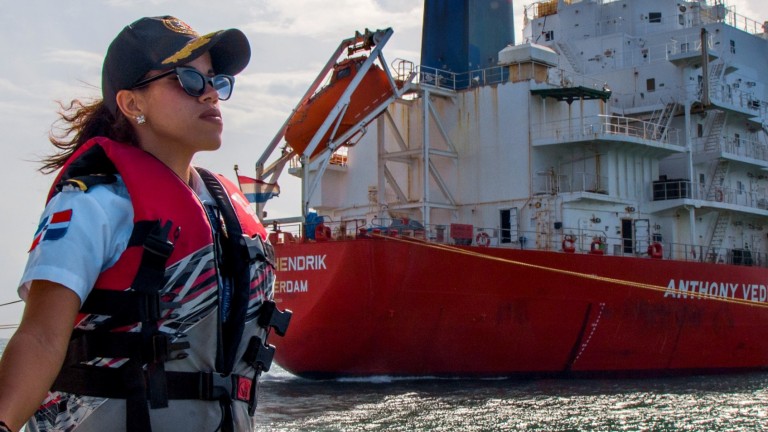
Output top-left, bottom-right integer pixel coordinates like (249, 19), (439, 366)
(240, 0), (422, 37)
(42, 49), (103, 68)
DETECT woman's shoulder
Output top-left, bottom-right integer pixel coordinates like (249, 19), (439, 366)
(47, 175), (132, 222)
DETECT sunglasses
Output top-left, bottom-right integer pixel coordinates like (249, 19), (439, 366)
(131, 67), (235, 100)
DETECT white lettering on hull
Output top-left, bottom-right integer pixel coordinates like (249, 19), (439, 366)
(277, 255), (327, 272)
(275, 254), (329, 296)
(664, 279), (768, 302)
(276, 280), (309, 293)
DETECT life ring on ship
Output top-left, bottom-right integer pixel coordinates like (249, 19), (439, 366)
(476, 232), (490, 247)
(314, 223), (332, 242)
(715, 189), (724, 202)
(647, 242), (663, 259)
(562, 235), (576, 253)
(589, 239), (605, 255)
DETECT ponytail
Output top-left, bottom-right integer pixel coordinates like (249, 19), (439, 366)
(41, 99), (138, 174)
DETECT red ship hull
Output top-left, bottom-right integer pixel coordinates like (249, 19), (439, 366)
(272, 237), (768, 378)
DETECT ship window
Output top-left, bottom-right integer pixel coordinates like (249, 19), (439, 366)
(336, 67), (351, 79)
(730, 40), (736, 54)
(737, 180), (744, 194)
(699, 173), (706, 186)
(544, 30), (554, 41)
(735, 133), (741, 146)
(678, 14), (684, 26)
(649, 12), (662, 23)
(646, 78), (656, 92)
(697, 123), (704, 137)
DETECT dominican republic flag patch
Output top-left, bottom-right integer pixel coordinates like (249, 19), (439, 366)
(29, 209), (73, 251)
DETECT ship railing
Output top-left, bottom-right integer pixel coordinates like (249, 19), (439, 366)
(416, 62), (606, 92)
(532, 114), (681, 146)
(392, 58), (415, 83)
(703, 82), (768, 119)
(651, 179), (768, 210)
(267, 221), (303, 244)
(716, 5), (767, 35)
(267, 217), (369, 244)
(661, 2), (764, 35)
(547, 172), (608, 195)
(682, 81), (768, 120)
(417, 65), (508, 90)
(268, 217), (768, 268)
(694, 136), (768, 163)
(545, 67), (610, 90)
(609, 87), (683, 112)
(692, 183), (768, 210)
(665, 31), (715, 60)
(668, 243), (767, 267)
(526, 228), (768, 268)
(287, 146), (350, 171)
(611, 83), (768, 122)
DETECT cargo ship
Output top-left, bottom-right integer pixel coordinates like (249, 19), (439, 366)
(253, 0), (768, 378)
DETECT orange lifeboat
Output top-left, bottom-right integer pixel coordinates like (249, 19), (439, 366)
(285, 56), (395, 159)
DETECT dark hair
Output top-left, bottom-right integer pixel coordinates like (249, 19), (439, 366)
(41, 99), (138, 174)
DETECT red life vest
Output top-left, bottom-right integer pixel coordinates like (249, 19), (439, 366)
(42, 137), (289, 432)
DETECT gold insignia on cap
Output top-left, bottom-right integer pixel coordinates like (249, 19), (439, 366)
(162, 32), (219, 65)
(162, 17), (199, 36)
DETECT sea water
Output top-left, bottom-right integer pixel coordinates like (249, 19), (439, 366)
(257, 365), (768, 431)
(3, 340), (766, 431)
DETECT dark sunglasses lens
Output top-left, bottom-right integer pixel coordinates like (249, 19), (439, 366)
(177, 69), (233, 100)
(178, 69), (207, 96)
(211, 76), (234, 100)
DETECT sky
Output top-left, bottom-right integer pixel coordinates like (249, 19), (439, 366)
(0, 0), (766, 336)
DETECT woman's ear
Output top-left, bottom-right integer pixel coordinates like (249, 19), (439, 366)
(115, 89), (145, 121)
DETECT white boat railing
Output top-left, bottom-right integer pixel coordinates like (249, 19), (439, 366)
(694, 136), (768, 163)
(652, 179), (768, 210)
(532, 114), (682, 146)
(718, 6), (768, 35)
(415, 62), (607, 92)
(535, 172), (609, 195)
(665, 31), (715, 60)
(269, 217), (768, 268)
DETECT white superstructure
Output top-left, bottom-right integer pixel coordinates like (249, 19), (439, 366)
(285, 0), (768, 266)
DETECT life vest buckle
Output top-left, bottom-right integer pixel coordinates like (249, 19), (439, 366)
(144, 220), (175, 258)
(257, 300), (292, 336)
(207, 372), (232, 400)
(242, 336), (275, 372)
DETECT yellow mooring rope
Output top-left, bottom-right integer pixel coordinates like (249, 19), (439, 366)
(370, 233), (768, 309)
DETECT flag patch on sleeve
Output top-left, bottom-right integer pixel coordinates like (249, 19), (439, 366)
(29, 209), (73, 251)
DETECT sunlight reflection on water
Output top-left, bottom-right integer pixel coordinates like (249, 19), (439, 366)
(256, 366), (768, 431)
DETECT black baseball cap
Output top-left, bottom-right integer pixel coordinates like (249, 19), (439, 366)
(102, 16), (251, 115)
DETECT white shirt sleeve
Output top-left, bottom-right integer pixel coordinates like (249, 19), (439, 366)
(18, 180), (133, 304)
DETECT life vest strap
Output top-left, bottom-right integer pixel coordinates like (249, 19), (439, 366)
(62, 330), (190, 367)
(51, 367), (259, 418)
(79, 289), (180, 325)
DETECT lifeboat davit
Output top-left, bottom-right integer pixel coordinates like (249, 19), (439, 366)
(285, 56), (395, 158)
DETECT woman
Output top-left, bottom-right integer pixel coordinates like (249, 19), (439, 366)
(0, 16), (288, 432)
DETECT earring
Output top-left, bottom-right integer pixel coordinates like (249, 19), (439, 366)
(136, 114), (146, 125)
